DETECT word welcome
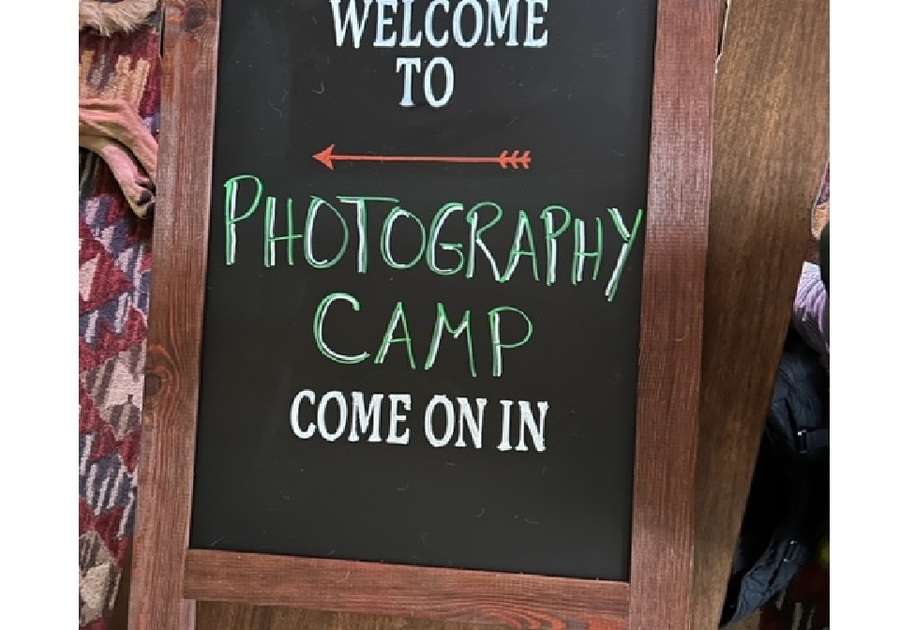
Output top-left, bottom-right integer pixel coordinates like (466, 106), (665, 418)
(328, 0), (551, 107)
(290, 388), (550, 451)
(223, 174), (644, 302)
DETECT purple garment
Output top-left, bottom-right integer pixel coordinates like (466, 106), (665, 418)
(792, 262), (829, 358)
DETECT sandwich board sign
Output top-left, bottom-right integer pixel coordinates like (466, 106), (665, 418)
(129, 1), (718, 628)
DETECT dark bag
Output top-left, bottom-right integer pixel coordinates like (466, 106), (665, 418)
(720, 329), (829, 627)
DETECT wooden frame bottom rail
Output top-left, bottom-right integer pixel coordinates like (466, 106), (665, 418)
(185, 549), (629, 629)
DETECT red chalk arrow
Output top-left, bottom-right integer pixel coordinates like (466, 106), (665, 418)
(313, 144), (532, 170)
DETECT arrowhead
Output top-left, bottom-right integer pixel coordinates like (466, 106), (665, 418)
(313, 144), (336, 170)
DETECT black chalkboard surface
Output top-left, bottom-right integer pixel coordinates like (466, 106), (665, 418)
(190, 0), (656, 582)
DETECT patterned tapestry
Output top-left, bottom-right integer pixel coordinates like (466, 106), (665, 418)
(78, 2), (159, 627)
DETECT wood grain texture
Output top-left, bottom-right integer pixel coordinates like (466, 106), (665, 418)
(195, 602), (509, 630)
(126, 1), (221, 630)
(691, 0), (830, 629)
(628, 0), (719, 629)
(186, 550), (628, 629)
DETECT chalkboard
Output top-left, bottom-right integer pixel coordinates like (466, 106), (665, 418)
(129, 0), (719, 628)
(190, 0), (654, 582)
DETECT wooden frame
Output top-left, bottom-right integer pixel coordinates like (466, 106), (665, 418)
(128, 1), (719, 628)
